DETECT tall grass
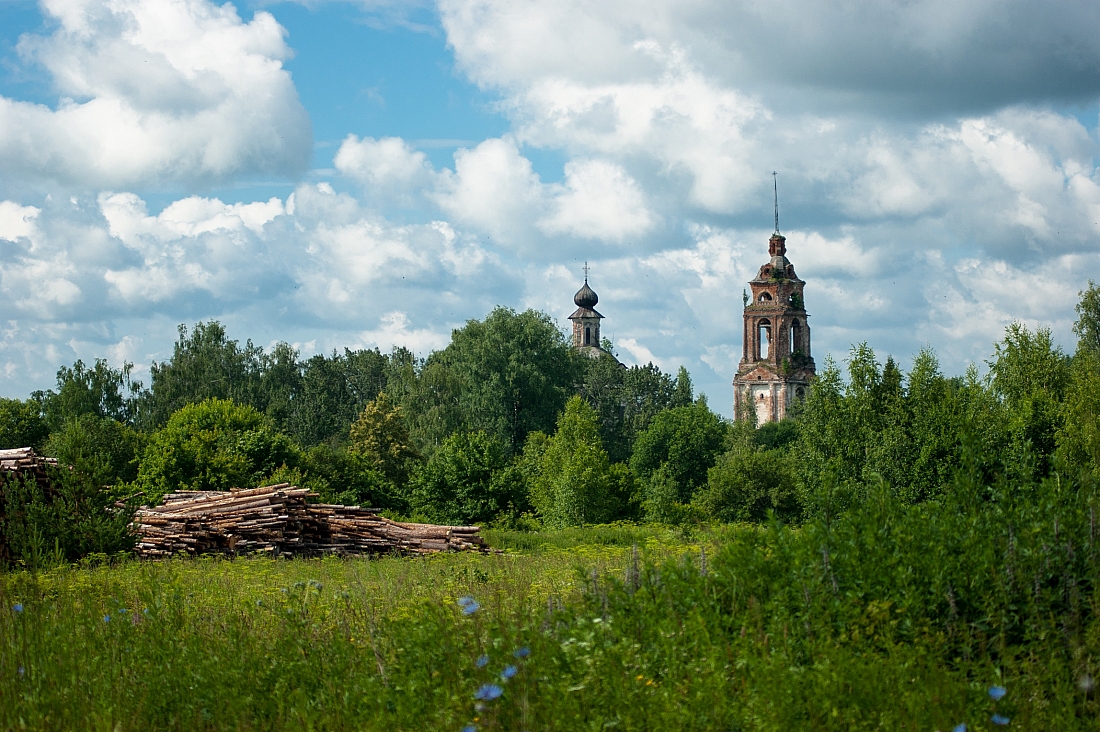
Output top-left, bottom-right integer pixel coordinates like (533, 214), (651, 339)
(2, 461), (1100, 730)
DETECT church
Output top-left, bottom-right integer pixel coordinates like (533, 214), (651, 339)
(562, 190), (816, 425)
(732, 201), (816, 424)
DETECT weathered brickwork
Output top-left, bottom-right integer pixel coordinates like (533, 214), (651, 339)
(733, 231), (816, 423)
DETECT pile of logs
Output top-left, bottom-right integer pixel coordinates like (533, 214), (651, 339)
(133, 483), (489, 558)
(0, 448), (59, 493)
(0, 448), (62, 560)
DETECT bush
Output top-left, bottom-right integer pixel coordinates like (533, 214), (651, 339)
(694, 432), (801, 523)
(630, 400), (727, 503)
(1, 455), (135, 567)
(43, 415), (144, 485)
(408, 431), (524, 525)
(132, 398), (299, 503)
(348, 393), (420, 486)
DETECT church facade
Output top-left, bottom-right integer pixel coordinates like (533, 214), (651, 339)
(733, 228), (816, 424)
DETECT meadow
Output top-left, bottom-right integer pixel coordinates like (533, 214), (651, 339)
(4, 467), (1100, 732)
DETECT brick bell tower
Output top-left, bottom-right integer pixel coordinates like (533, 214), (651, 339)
(733, 177), (815, 424)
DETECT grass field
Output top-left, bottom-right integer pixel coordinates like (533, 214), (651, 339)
(2, 508), (1098, 731)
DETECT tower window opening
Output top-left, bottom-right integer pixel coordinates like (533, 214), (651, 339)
(584, 326), (591, 345)
(791, 319), (802, 353)
(758, 292), (772, 302)
(757, 319), (771, 360)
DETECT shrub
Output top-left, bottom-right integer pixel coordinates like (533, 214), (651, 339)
(694, 434), (801, 523)
(408, 431), (524, 525)
(132, 398), (299, 503)
(630, 401), (727, 503)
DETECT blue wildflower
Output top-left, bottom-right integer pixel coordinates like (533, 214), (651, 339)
(12, 603), (22, 613)
(103, 614), (111, 623)
(119, 608), (128, 615)
(461, 726), (476, 732)
(474, 683), (503, 701)
(476, 654), (489, 668)
(501, 664), (518, 680)
(952, 725), (966, 732)
(457, 596), (480, 615)
(988, 686), (1007, 701)
(142, 608), (149, 614)
(17, 666), (24, 678)
(513, 646), (530, 659)
(991, 714), (1011, 726)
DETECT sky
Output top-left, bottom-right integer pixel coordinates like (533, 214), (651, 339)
(1, 0), (1099, 414)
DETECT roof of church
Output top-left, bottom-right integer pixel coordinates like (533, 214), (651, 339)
(569, 306), (603, 320)
(574, 280), (599, 309)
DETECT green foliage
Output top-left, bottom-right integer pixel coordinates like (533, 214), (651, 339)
(629, 401), (727, 504)
(989, 322), (1070, 477)
(348, 393), (420, 487)
(1074, 279), (1100, 355)
(418, 307), (581, 454)
(1057, 350), (1100, 480)
(671, 365), (693, 407)
(0, 399), (48, 451)
(139, 322), (304, 430)
(527, 397), (618, 527)
(43, 415), (144, 485)
(32, 359), (142, 430)
(288, 348), (389, 446)
(641, 464), (689, 524)
(408, 430), (525, 525)
(296, 445), (399, 509)
(695, 425), (800, 523)
(132, 398), (299, 503)
(578, 356), (678, 464)
(1, 455), (135, 567)
(793, 345), (1011, 513)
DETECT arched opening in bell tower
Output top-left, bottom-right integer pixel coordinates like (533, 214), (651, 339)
(791, 319), (802, 353)
(758, 319), (771, 359)
(584, 326), (591, 345)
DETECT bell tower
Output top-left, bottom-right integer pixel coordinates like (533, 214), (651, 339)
(733, 177), (815, 424)
(569, 263), (606, 358)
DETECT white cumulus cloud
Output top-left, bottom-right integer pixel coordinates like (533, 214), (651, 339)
(0, 0), (311, 189)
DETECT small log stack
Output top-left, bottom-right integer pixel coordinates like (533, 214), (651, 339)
(0, 448), (59, 493)
(133, 483), (489, 558)
(0, 448), (62, 560)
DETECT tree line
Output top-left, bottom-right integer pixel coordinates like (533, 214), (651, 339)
(1, 283), (1098, 563)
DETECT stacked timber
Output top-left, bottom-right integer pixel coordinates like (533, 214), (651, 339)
(0, 448), (59, 493)
(132, 483), (489, 558)
(0, 448), (62, 560)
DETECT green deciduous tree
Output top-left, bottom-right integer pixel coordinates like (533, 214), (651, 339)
(44, 415), (144, 485)
(32, 359), (142, 430)
(629, 400), (727, 505)
(695, 426), (800, 523)
(132, 398), (299, 503)
(389, 308), (581, 456)
(288, 348), (389, 446)
(527, 397), (619, 527)
(578, 355), (679, 464)
(0, 398), (49, 451)
(408, 430), (525, 525)
(1074, 280), (1100, 356)
(348, 393), (420, 487)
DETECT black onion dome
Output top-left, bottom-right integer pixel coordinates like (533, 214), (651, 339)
(574, 281), (599, 309)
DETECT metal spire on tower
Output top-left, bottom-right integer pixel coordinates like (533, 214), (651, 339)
(583, 261), (590, 282)
(773, 171), (780, 235)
